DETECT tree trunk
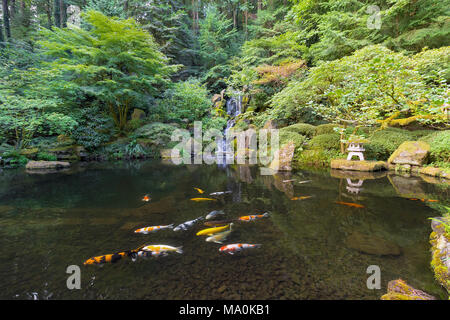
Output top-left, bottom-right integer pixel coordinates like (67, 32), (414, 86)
(54, 0), (60, 28)
(10, 0), (15, 18)
(124, 0), (129, 17)
(59, 0), (67, 28)
(0, 16), (4, 45)
(45, 0), (53, 28)
(21, 0), (30, 28)
(2, 0), (11, 40)
(257, 0), (262, 12)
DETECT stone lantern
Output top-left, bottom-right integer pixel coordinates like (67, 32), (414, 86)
(347, 142), (366, 161)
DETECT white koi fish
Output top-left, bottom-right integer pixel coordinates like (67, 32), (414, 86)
(206, 223), (233, 244)
(219, 243), (261, 255)
(141, 244), (183, 254)
(174, 216), (204, 231)
(205, 210), (225, 220)
(134, 224), (174, 234)
(298, 180), (312, 184)
(210, 191), (232, 196)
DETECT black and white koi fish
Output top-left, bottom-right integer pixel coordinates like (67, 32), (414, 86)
(173, 216), (204, 231)
(205, 210), (225, 220)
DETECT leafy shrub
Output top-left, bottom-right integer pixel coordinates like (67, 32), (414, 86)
(315, 124), (339, 136)
(125, 140), (148, 159)
(36, 152), (57, 161)
(365, 128), (414, 160)
(1, 150), (28, 167)
(279, 129), (307, 153)
(133, 123), (177, 147)
(420, 130), (450, 164)
(282, 123), (316, 138)
(308, 133), (341, 151)
(295, 149), (342, 168)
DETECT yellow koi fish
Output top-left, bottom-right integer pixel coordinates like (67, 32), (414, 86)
(190, 198), (217, 202)
(196, 224), (231, 236)
(194, 188), (205, 194)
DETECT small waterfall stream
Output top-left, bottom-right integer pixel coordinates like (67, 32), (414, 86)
(216, 93), (243, 161)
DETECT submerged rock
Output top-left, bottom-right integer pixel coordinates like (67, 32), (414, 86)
(388, 141), (430, 166)
(345, 231), (401, 256)
(330, 159), (387, 172)
(381, 279), (436, 300)
(430, 217), (450, 293)
(25, 161), (70, 170)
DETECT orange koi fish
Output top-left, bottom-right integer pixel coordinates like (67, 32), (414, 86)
(190, 198), (218, 202)
(291, 196), (313, 201)
(84, 251), (131, 265)
(238, 213), (270, 222)
(194, 188), (205, 194)
(422, 199), (439, 203)
(142, 195), (151, 202)
(219, 244), (261, 255)
(336, 201), (365, 209)
(134, 224), (174, 234)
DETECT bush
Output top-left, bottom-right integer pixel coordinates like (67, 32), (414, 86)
(282, 123), (316, 138)
(420, 130), (450, 164)
(308, 133), (340, 151)
(279, 129), (307, 153)
(36, 152), (57, 161)
(133, 123), (177, 147)
(365, 128), (414, 160)
(315, 124), (339, 136)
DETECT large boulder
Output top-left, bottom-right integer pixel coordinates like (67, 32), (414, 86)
(381, 279), (436, 300)
(269, 141), (295, 171)
(388, 141), (430, 166)
(26, 161), (70, 170)
(131, 108), (146, 120)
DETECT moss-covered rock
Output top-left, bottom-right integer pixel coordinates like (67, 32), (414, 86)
(388, 141), (430, 166)
(269, 141), (295, 172)
(381, 279), (436, 300)
(25, 161), (70, 170)
(331, 159), (387, 172)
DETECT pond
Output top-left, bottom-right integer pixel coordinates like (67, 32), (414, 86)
(0, 160), (448, 300)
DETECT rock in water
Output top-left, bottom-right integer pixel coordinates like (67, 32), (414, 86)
(269, 141), (295, 172)
(26, 161), (70, 170)
(345, 231), (401, 256)
(330, 159), (387, 172)
(381, 279), (436, 300)
(388, 141), (430, 166)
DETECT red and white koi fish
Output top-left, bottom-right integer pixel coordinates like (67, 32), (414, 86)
(142, 195), (151, 202)
(134, 224), (174, 234)
(238, 213), (270, 222)
(219, 244), (261, 255)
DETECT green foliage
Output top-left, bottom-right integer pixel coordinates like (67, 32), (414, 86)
(308, 133), (340, 151)
(133, 123), (177, 147)
(280, 123), (317, 138)
(279, 129), (307, 153)
(315, 124), (338, 135)
(37, 152), (58, 161)
(39, 10), (177, 132)
(364, 128), (414, 160)
(420, 130), (450, 164)
(125, 139), (148, 159)
(269, 45), (449, 126)
(155, 79), (211, 126)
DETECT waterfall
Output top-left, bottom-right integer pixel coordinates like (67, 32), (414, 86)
(216, 92), (243, 161)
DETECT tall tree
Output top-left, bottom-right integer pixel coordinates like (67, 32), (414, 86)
(53, 0), (60, 27)
(60, 0), (68, 27)
(0, 16), (4, 44)
(2, 0), (11, 39)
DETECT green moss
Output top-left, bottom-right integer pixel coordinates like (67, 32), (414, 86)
(282, 123), (317, 138)
(315, 123), (339, 135)
(365, 128), (415, 161)
(419, 130), (450, 164)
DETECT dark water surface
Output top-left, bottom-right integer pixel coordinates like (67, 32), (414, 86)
(0, 160), (448, 300)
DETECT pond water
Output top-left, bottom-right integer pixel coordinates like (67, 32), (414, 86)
(0, 160), (448, 300)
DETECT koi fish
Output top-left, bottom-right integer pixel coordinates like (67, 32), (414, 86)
(134, 224), (174, 234)
(421, 199), (439, 203)
(298, 180), (312, 184)
(408, 198), (419, 201)
(203, 219), (235, 227)
(141, 245), (183, 254)
(173, 216), (204, 231)
(142, 195), (151, 202)
(219, 244), (261, 255)
(84, 251), (132, 265)
(194, 188), (205, 194)
(196, 224), (231, 236)
(206, 224), (233, 244)
(291, 196), (313, 201)
(336, 201), (365, 208)
(283, 179), (296, 183)
(210, 191), (232, 196)
(190, 198), (218, 202)
(238, 213), (270, 222)
(206, 210), (225, 220)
